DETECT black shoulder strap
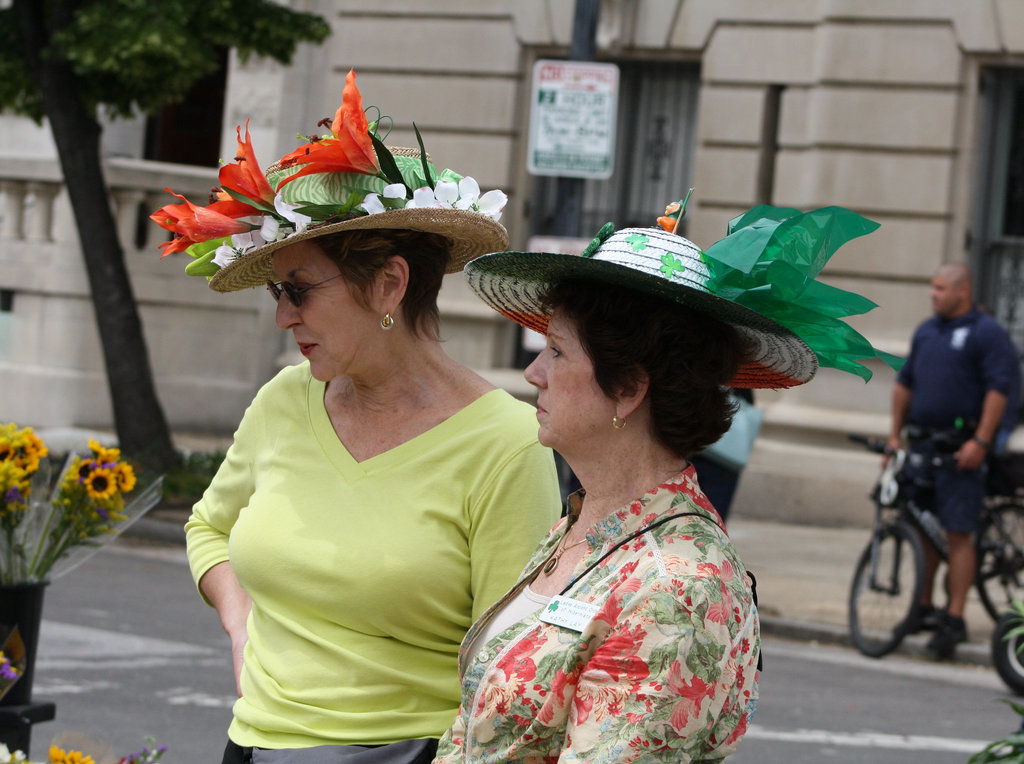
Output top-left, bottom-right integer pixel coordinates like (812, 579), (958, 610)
(560, 511), (764, 672)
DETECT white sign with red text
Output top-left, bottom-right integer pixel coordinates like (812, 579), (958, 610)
(528, 59), (619, 179)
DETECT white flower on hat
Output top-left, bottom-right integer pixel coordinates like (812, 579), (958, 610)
(360, 175), (508, 219)
(405, 185), (447, 209)
(359, 183), (409, 215)
(401, 176), (507, 220)
(274, 194), (312, 233)
(260, 215), (281, 242)
(212, 245), (235, 269)
(213, 230), (265, 267)
(453, 177), (507, 220)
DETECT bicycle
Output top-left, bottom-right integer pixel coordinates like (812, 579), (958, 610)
(847, 429), (1024, 658)
(991, 606), (1024, 695)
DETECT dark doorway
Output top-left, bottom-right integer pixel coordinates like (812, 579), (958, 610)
(144, 49), (228, 168)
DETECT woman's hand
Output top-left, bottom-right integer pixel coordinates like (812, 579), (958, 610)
(199, 561), (252, 697)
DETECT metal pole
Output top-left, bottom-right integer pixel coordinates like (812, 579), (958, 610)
(552, 0), (600, 238)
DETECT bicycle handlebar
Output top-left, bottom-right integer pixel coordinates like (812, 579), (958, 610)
(849, 432), (963, 469)
(848, 433), (889, 455)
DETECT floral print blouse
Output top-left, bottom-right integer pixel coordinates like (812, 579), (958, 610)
(434, 465), (759, 763)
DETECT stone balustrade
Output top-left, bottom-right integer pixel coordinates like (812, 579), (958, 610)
(0, 156), (215, 252)
(0, 155), (282, 431)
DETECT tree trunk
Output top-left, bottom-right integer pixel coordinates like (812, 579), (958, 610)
(13, 0), (178, 474)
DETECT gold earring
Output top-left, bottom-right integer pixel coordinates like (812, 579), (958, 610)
(612, 416), (626, 430)
(380, 312), (394, 330)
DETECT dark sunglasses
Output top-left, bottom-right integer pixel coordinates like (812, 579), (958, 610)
(266, 274), (344, 307)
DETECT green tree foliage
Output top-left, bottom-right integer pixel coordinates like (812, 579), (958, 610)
(0, 0), (329, 474)
(0, 0), (330, 121)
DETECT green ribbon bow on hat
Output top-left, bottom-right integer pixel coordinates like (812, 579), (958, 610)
(702, 205), (904, 381)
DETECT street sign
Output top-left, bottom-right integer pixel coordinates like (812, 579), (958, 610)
(527, 59), (619, 179)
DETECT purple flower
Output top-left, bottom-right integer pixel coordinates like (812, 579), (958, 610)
(4, 485), (22, 503)
(0, 655), (19, 681)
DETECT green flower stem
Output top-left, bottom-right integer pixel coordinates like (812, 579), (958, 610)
(25, 498), (60, 580)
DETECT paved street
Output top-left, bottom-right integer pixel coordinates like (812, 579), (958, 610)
(732, 638), (1014, 763)
(29, 538), (235, 761)
(17, 527), (1024, 762)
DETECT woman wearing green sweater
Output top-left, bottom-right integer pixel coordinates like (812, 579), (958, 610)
(153, 72), (559, 763)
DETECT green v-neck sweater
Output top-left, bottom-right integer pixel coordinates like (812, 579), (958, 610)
(186, 363), (560, 748)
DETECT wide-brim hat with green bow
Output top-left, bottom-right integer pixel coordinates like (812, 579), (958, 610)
(151, 69), (508, 292)
(465, 201), (904, 389)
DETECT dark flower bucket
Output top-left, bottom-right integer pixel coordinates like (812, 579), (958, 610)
(0, 581), (48, 706)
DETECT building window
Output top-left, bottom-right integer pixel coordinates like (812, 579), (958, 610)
(975, 68), (1024, 351)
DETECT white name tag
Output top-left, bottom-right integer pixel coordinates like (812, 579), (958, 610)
(539, 595), (601, 632)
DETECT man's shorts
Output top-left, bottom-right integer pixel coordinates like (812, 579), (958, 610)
(905, 439), (986, 534)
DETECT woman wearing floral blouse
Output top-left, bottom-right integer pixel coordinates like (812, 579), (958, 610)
(434, 201), (902, 762)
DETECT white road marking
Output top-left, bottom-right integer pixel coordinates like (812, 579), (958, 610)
(34, 622), (234, 707)
(32, 679), (117, 695)
(37, 620), (216, 670)
(744, 725), (991, 754)
(158, 687), (236, 708)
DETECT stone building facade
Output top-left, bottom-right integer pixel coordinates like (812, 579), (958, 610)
(1, 0), (1023, 524)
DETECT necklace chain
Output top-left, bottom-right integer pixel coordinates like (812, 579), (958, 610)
(541, 533), (589, 576)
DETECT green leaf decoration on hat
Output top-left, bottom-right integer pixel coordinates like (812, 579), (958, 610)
(370, 132), (410, 194)
(413, 123), (435, 191)
(580, 222), (616, 258)
(183, 236), (232, 278)
(702, 205), (904, 381)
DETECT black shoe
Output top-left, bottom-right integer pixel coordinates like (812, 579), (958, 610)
(927, 614), (967, 659)
(906, 605), (942, 634)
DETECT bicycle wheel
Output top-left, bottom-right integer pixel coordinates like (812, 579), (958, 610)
(992, 611), (1024, 695)
(849, 521), (925, 658)
(977, 498), (1024, 621)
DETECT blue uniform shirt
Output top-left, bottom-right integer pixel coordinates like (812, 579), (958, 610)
(897, 306), (1019, 430)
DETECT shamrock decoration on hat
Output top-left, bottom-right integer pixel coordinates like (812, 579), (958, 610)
(465, 195), (903, 389)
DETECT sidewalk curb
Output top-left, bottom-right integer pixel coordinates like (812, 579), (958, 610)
(759, 615), (992, 668)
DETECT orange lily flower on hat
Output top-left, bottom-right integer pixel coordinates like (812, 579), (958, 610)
(151, 190), (253, 257)
(277, 68), (380, 186)
(218, 120), (276, 213)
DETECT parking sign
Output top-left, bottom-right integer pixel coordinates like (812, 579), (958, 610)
(528, 59), (619, 179)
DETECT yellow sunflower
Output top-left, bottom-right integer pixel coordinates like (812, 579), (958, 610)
(84, 467), (117, 501)
(23, 429), (47, 459)
(88, 438), (120, 464)
(76, 458), (96, 482)
(113, 462), (136, 492)
(48, 745), (96, 764)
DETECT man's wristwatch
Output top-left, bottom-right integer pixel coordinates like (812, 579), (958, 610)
(972, 436), (992, 450)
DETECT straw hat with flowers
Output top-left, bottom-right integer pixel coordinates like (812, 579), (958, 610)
(151, 69), (509, 291)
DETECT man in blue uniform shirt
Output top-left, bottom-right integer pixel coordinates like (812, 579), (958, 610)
(887, 262), (1020, 658)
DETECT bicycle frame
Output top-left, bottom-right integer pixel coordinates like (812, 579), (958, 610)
(870, 445), (948, 558)
(865, 511), (906, 596)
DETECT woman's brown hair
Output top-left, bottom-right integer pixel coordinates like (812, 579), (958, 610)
(314, 228), (452, 339)
(542, 279), (751, 458)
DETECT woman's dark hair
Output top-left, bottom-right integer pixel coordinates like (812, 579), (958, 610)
(313, 228), (451, 339)
(542, 279), (752, 458)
